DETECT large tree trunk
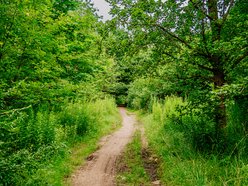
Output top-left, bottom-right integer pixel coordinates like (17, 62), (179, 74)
(213, 68), (227, 136)
(207, 0), (227, 135)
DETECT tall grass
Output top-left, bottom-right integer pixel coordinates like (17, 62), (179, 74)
(140, 96), (248, 186)
(0, 97), (120, 185)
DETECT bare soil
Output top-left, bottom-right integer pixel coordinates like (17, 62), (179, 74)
(142, 148), (160, 184)
(138, 122), (160, 184)
(115, 121), (161, 186)
(71, 107), (136, 186)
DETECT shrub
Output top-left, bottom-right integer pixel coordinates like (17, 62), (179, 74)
(0, 97), (119, 185)
(149, 96), (248, 155)
(141, 96), (248, 185)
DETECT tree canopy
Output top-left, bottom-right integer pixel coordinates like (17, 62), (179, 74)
(106, 0), (248, 131)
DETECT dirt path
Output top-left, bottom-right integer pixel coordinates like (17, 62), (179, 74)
(72, 107), (136, 186)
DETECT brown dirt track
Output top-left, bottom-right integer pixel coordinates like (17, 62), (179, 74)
(71, 107), (136, 186)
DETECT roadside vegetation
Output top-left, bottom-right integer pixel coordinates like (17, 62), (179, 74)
(1, 0), (247, 185)
(139, 97), (248, 186)
(1, 98), (120, 185)
(0, 1), (120, 185)
(107, 0), (247, 185)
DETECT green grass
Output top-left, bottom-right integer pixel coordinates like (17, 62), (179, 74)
(28, 133), (113, 186)
(116, 131), (150, 186)
(29, 98), (121, 186)
(0, 97), (121, 186)
(138, 97), (248, 186)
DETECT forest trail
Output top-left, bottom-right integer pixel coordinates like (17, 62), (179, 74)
(71, 107), (136, 186)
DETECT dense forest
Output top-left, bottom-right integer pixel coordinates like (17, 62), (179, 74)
(0, 0), (247, 185)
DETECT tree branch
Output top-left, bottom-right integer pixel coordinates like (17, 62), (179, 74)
(190, 51), (214, 72)
(221, 0), (235, 26)
(201, 18), (210, 56)
(197, 63), (214, 72)
(185, 74), (213, 83)
(0, 105), (32, 116)
(231, 49), (248, 69)
(191, 59), (214, 72)
(153, 24), (192, 49)
(189, 0), (214, 21)
(159, 48), (214, 72)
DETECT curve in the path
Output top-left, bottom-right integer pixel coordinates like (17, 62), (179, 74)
(72, 107), (136, 186)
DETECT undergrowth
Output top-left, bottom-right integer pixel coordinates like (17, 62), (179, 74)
(139, 96), (248, 186)
(0, 97), (120, 186)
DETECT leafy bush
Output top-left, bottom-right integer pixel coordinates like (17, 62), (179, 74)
(127, 78), (170, 110)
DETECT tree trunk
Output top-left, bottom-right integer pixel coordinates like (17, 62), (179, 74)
(207, 0), (222, 42)
(213, 68), (227, 136)
(207, 0), (227, 135)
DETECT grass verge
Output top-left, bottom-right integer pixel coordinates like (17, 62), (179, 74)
(138, 97), (248, 186)
(116, 131), (150, 186)
(2, 98), (121, 186)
